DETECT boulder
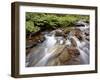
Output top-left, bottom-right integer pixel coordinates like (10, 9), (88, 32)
(74, 29), (83, 41)
(55, 29), (65, 36)
(67, 47), (80, 58)
(58, 47), (71, 64)
(26, 33), (45, 54)
(70, 38), (77, 47)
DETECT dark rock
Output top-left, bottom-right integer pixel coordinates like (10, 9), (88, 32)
(26, 48), (31, 55)
(75, 21), (86, 27)
(55, 31), (64, 36)
(26, 33), (45, 50)
(85, 32), (89, 36)
(67, 47), (80, 58)
(74, 29), (83, 41)
(70, 38), (77, 47)
(78, 36), (83, 41)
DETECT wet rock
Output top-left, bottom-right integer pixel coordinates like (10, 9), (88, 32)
(78, 36), (83, 41)
(63, 29), (70, 35)
(65, 57), (80, 65)
(74, 49), (80, 56)
(70, 38), (77, 47)
(58, 47), (71, 64)
(74, 29), (83, 41)
(85, 32), (89, 36)
(38, 35), (45, 43)
(27, 34), (45, 47)
(47, 58), (61, 66)
(67, 47), (80, 58)
(26, 48), (31, 55)
(55, 31), (64, 36)
(63, 30), (70, 38)
(86, 37), (89, 41)
(47, 47), (71, 66)
(55, 29), (65, 37)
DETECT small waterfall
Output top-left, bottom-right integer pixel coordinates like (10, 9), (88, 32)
(45, 34), (56, 48)
(65, 39), (71, 47)
(33, 32), (57, 66)
(78, 48), (89, 64)
(71, 36), (89, 64)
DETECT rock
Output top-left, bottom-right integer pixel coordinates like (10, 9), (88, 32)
(78, 36), (83, 41)
(58, 47), (71, 64)
(70, 38), (77, 47)
(38, 34), (45, 43)
(64, 30), (70, 35)
(85, 32), (89, 36)
(26, 33), (45, 47)
(47, 58), (61, 66)
(75, 21), (86, 27)
(65, 57), (80, 65)
(74, 49), (80, 56)
(26, 48), (31, 55)
(65, 39), (71, 47)
(74, 29), (83, 41)
(63, 29), (72, 38)
(55, 29), (65, 37)
(86, 38), (90, 41)
(67, 47), (80, 58)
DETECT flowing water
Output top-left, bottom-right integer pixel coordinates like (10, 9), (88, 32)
(71, 36), (89, 64)
(26, 23), (90, 67)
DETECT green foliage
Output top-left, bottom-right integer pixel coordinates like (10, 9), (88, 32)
(26, 12), (89, 33)
(26, 21), (40, 33)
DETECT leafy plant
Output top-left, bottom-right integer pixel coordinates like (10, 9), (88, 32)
(26, 21), (40, 33)
(26, 12), (89, 33)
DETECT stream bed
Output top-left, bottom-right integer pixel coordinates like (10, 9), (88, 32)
(26, 23), (90, 67)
